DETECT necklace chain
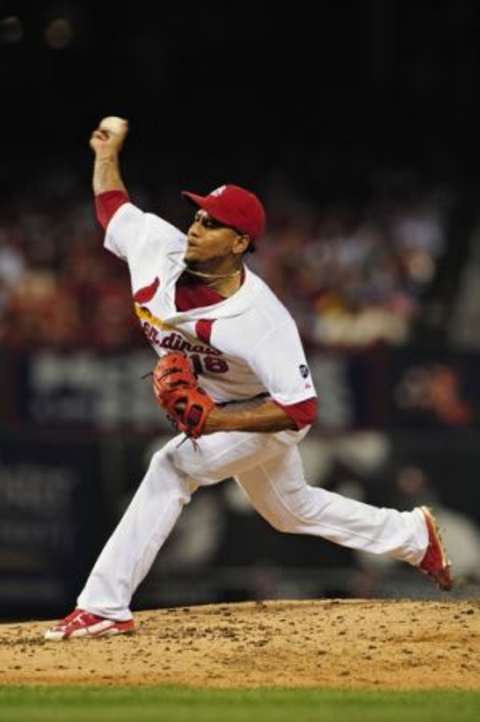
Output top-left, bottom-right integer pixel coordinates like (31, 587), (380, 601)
(185, 268), (242, 282)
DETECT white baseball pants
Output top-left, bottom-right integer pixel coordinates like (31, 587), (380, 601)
(78, 429), (428, 620)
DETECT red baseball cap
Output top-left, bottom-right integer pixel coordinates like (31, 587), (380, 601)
(182, 184), (266, 240)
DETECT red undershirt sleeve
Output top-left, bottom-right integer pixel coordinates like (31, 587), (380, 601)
(95, 191), (130, 230)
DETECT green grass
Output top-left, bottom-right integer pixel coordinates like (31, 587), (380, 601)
(0, 686), (479, 722)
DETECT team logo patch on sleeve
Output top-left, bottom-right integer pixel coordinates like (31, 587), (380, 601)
(299, 364), (310, 379)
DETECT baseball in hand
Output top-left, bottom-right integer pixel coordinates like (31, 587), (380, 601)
(99, 116), (127, 134)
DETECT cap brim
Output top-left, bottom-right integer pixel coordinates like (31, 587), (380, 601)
(181, 191), (234, 230)
(181, 191), (208, 209)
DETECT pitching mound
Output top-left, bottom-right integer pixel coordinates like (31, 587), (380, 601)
(1, 600), (479, 689)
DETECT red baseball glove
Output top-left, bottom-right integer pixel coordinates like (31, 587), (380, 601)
(152, 352), (215, 438)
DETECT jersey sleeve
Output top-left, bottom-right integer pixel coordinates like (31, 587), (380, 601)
(103, 202), (186, 262)
(247, 320), (317, 406)
(95, 190), (129, 230)
(274, 397), (317, 429)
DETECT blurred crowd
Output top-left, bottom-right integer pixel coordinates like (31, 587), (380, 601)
(253, 172), (449, 346)
(0, 169), (454, 351)
(0, 172), (139, 351)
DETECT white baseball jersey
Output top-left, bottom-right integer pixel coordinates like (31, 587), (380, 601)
(104, 202), (317, 410)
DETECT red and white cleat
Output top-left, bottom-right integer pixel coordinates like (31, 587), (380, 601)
(44, 608), (135, 641)
(417, 506), (453, 591)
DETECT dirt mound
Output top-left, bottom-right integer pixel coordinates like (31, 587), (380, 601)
(1, 600), (479, 689)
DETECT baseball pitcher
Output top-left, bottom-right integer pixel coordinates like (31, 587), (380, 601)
(44, 117), (452, 640)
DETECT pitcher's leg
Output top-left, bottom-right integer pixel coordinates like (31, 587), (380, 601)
(76, 430), (287, 620)
(236, 446), (428, 564)
(78, 441), (197, 620)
